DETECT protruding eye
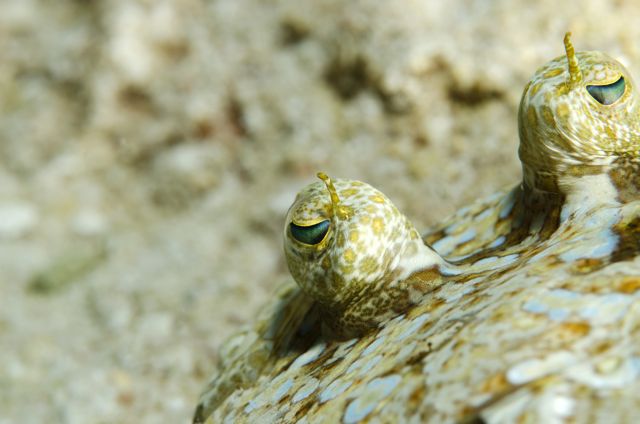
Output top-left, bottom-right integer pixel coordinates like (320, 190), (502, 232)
(290, 220), (330, 245)
(587, 76), (625, 105)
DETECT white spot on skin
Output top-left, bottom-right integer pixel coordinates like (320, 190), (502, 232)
(567, 356), (640, 388)
(325, 339), (358, 367)
(526, 246), (555, 264)
(584, 207), (620, 230)
(533, 385), (577, 424)
(343, 375), (401, 423)
(343, 338), (359, 348)
(292, 378), (319, 403)
(523, 299), (547, 314)
(549, 289), (580, 299)
(488, 235), (506, 248)
(506, 351), (574, 385)
(396, 342), (419, 362)
(560, 174), (619, 223)
(525, 289), (634, 324)
(548, 308), (569, 321)
(580, 293), (633, 324)
(475, 208), (494, 222)
(362, 336), (386, 356)
(498, 189), (517, 219)
(346, 357), (365, 374)
(272, 378), (294, 402)
(551, 396), (575, 418)
(440, 264), (463, 276)
(470, 253), (519, 271)
(319, 379), (353, 403)
(578, 306), (598, 319)
(290, 342), (326, 370)
(457, 228), (477, 244)
(432, 228), (477, 256)
(454, 204), (472, 218)
(558, 228), (618, 261)
(442, 284), (475, 303)
(396, 240), (447, 281)
(244, 394), (267, 413)
(396, 313), (430, 341)
(473, 256), (497, 266)
(358, 355), (383, 376)
(387, 314), (406, 325)
(446, 218), (467, 235)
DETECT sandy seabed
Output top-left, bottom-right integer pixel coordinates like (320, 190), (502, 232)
(1, 1), (639, 422)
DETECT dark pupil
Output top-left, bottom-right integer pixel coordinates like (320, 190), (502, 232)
(290, 220), (330, 245)
(586, 76), (625, 105)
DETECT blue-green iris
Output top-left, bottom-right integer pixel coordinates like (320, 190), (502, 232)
(290, 220), (330, 245)
(587, 76), (625, 105)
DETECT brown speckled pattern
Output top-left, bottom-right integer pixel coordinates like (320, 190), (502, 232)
(194, 34), (640, 424)
(284, 174), (446, 337)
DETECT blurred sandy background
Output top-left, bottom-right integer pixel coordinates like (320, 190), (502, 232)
(1, 1), (640, 422)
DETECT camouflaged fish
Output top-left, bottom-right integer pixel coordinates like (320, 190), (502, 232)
(194, 33), (640, 423)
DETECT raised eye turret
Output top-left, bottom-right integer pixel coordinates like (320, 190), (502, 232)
(518, 33), (640, 194)
(283, 173), (447, 337)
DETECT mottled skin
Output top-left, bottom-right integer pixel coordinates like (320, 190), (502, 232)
(284, 173), (448, 337)
(194, 34), (640, 423)
(519, 34), (640, 198)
